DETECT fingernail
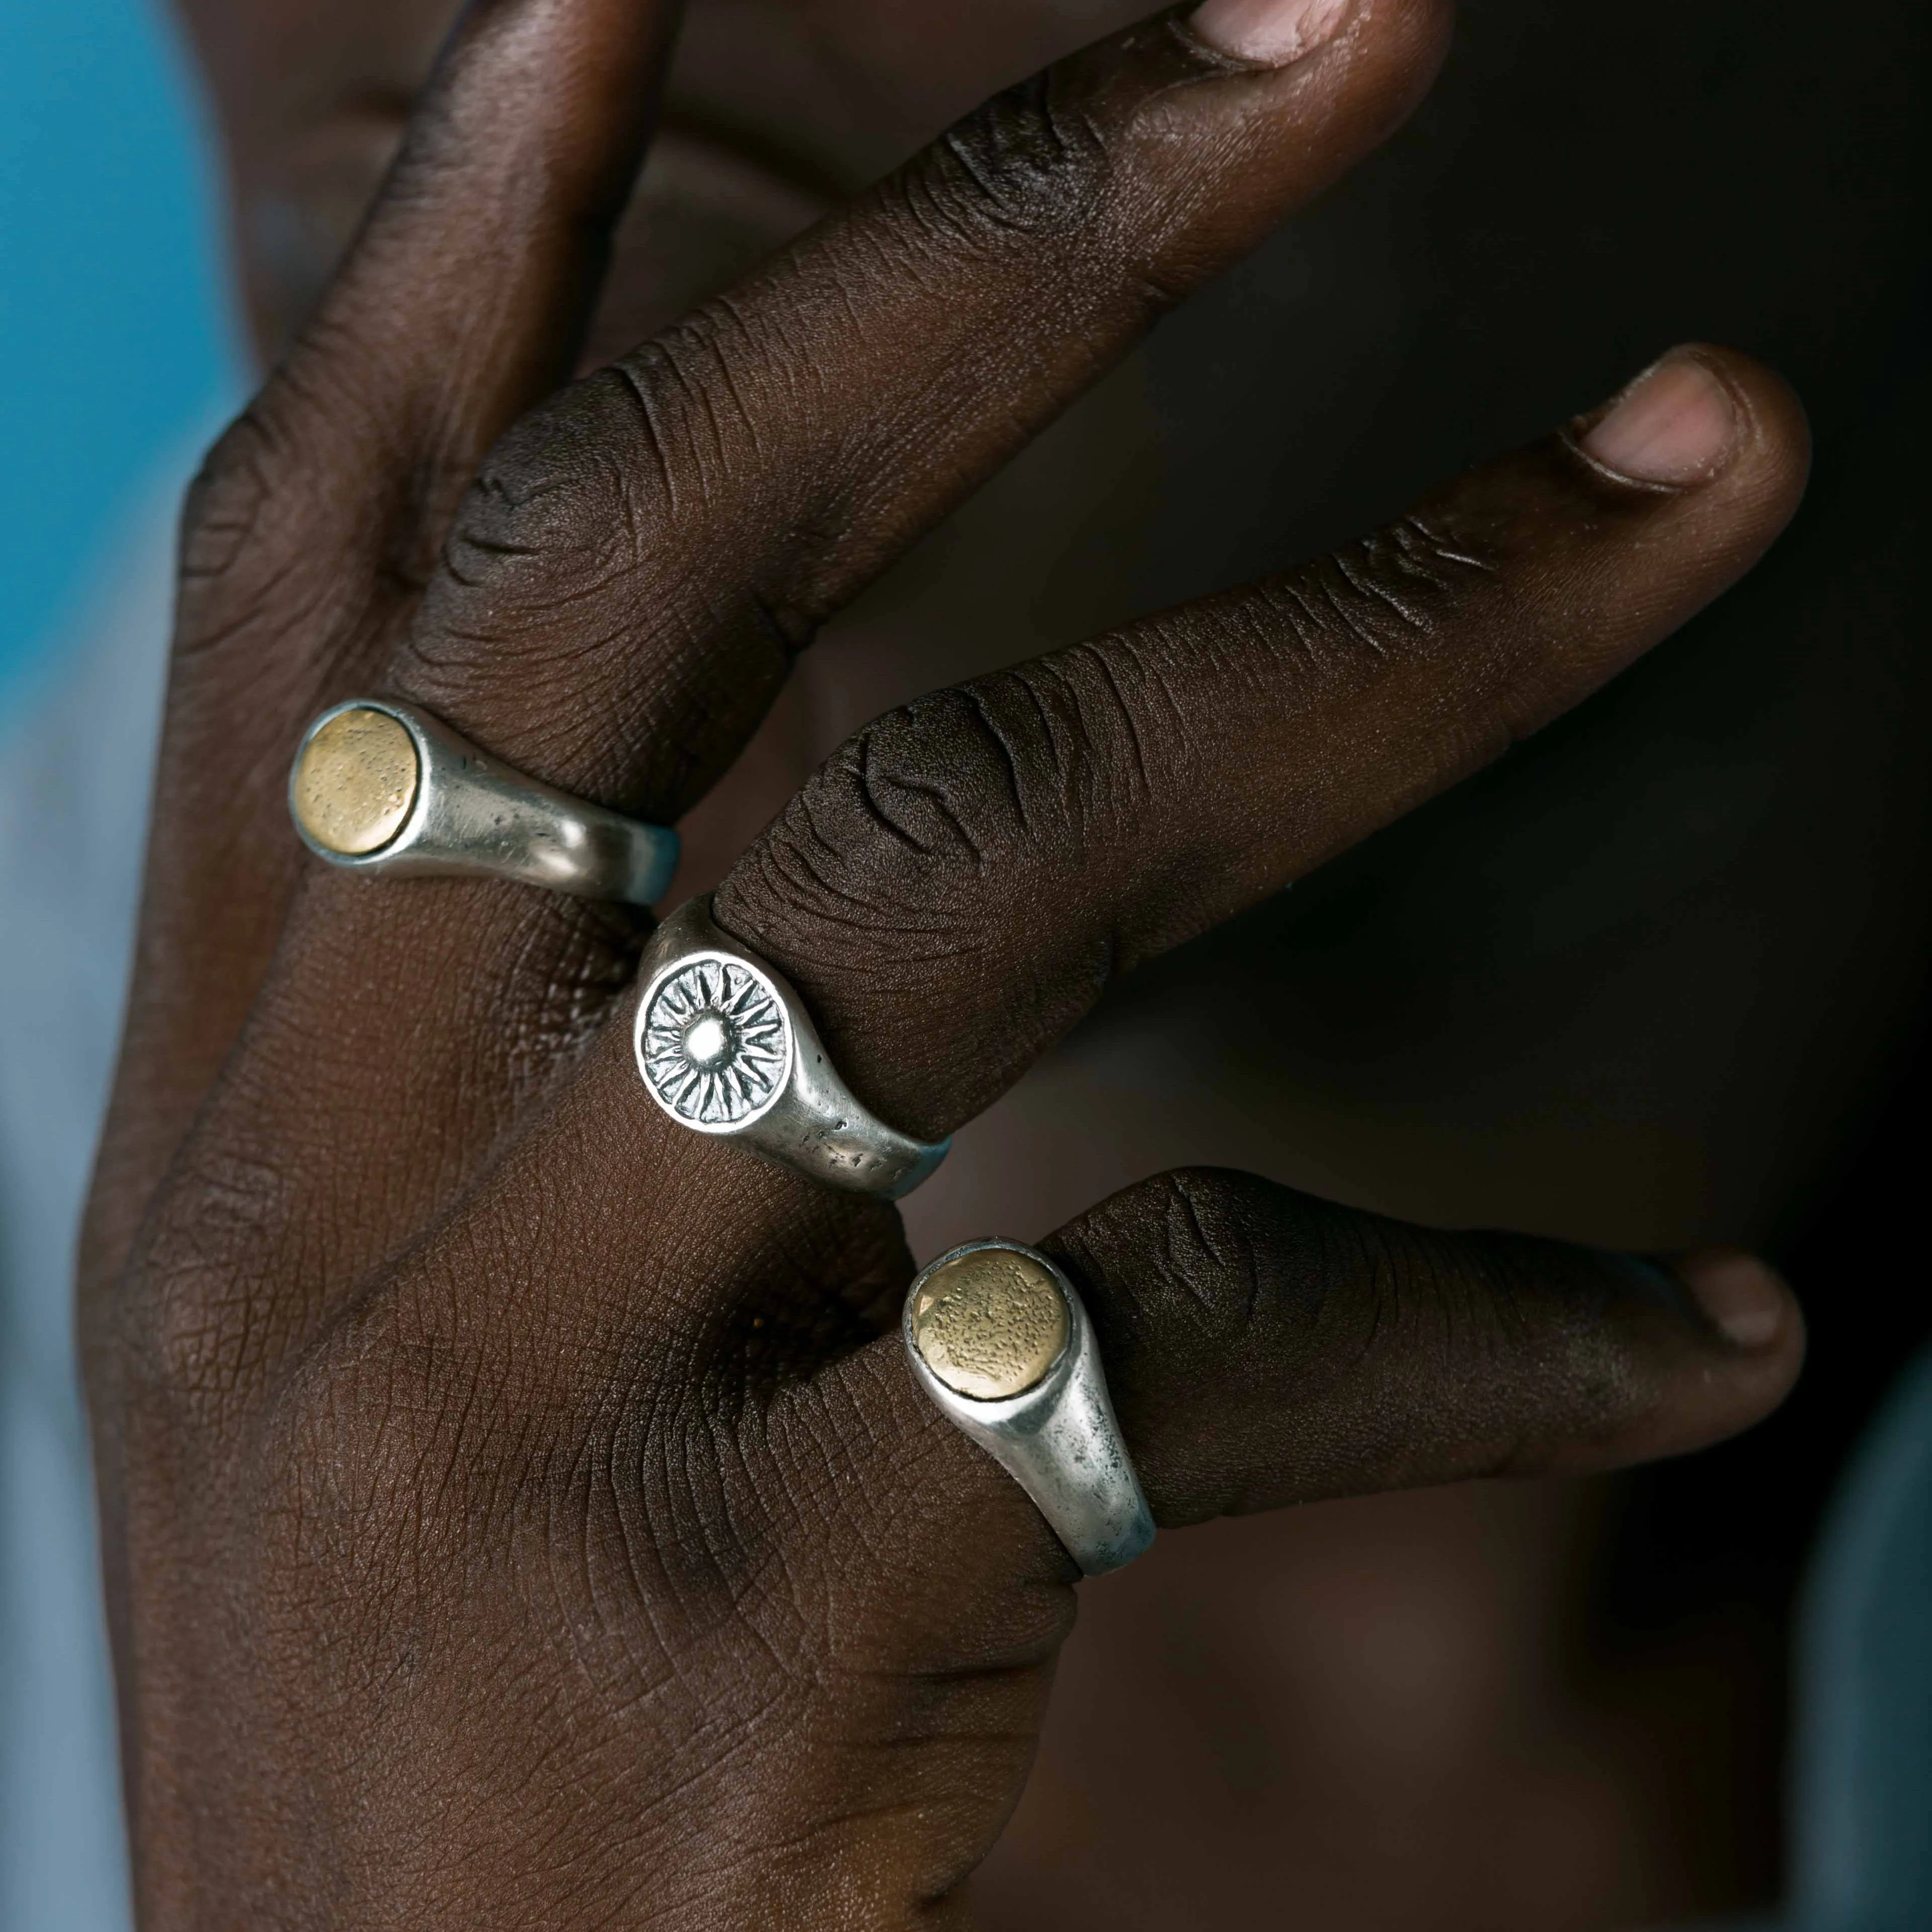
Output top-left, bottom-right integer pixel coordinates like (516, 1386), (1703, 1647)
(1580, 352), (1740, 486)
(1191, 0), (1353, 65)
(1675, 1250), (1788, 1351)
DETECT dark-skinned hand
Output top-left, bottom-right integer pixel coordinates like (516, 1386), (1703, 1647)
(83, 0), (1809, 1921)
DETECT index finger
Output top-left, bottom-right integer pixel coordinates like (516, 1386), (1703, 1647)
(102, 0), (682, 1271)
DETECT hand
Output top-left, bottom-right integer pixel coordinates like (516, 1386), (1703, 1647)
(85, 0), (1809, 1921)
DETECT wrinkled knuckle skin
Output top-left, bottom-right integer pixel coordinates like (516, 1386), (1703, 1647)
(172, 405), (334, 682)
(717, 654), (1225, 1130)
(399, 358), (802, 802)
(897, 23), (1230, 310)
(920, 72), (1117, 252)
(1252, 512), (1513, 690)
(1059, 1169), (1337, 1375)
(178, 408), (283, 595)
(178, 387), (429, 622)
(722, 672), (1109, 1000)
(415, 374), (663, 674)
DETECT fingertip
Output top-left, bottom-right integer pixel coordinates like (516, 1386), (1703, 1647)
(1574, 343), (1811, 523)
(1636, 1245), (1806, 1461)
(1675, 345), (1814, 536)
(1674, 1247), (1796, 1354)
(1153, 0), (1456, 240)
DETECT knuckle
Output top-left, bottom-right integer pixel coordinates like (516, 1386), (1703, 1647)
(415, 372), (662, 662)
(1066, 1169), (1329, 1359)
(724, 672), (1095, 957)
(1139, 1168), (1282, 1343)
(110, 1145), (300, 1427)
(892, 32), (1225, 308)
(918, 72), (1117, 251)
(1256, 512), (1507, 672)
(173, 379), (433, 692)
(403, 359), (805, 788)
(255, 1301), (475, 1567)
(173, 401), (353, 666)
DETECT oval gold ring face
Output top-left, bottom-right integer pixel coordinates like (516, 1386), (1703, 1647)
(291, 708), (421, 856)
(909, 1247), (1070, 1402)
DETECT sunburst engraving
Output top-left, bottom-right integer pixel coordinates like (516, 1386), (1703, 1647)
(640, 958), (791, 1127)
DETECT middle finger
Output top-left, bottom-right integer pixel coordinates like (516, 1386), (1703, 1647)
(386, 0), (1455, 814)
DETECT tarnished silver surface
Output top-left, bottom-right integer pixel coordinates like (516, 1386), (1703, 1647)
(903, 1239), (1155, 1577)
(289, 699), (680, 904)
(633, 897), (949, 1199)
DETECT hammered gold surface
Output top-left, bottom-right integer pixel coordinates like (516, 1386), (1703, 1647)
(292, 709), (420, 856)
(910, 1247), (1069, 1401)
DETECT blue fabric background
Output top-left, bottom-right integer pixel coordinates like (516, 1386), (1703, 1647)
(0, 8), (234, 1924)
(0, 0), (234, 699)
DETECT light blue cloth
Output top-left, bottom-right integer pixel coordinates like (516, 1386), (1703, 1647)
(0, 0), (233, 693)
(1785, 1341), (1932, 1932)
(0, 464), (184, 1932)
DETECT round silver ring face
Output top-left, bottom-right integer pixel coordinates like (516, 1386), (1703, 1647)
(638, 955), (794, 1132)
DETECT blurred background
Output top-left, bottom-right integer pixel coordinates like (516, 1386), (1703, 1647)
(1, 6), (235, 1925)
(0, 0), (236, 702)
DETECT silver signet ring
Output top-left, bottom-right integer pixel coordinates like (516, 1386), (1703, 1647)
(904, 1240), (1155, 1576)
(290, 700), (680, 905)
(633, 897), (950, 1200)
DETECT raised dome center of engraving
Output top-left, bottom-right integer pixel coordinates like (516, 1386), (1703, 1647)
(910, 1247), (1070, 1401)
(683, 1015), (731, 1066)
(291, 707), (420, 856)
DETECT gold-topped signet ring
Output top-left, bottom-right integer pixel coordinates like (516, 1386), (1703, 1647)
(904, 1240), (1154, 1576)
(908, 1245), (1071, 1401)
(289, 699), (679, 905)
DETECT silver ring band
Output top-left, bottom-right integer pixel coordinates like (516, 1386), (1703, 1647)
(290, 700), (680, 904)
(633, 896), (949, 1200)
(903, 1240), (1155, 1576)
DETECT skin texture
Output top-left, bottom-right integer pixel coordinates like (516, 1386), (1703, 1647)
(77, 3), (1823, 1924)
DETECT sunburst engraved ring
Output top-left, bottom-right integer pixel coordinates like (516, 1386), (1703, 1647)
(290, 699), (680, 904)
(633, 897), (950, 1199)
(903, 1239), (1155, 1576)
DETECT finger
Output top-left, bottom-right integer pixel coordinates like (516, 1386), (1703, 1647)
(178, 0), (680, 837)
(285, 0), (679, 466)
(715, 346), (1811, 1141)
(391, 0), (1455, 812)
(817, 1169), (1805, 1586)
(1050, 1172), (1804, 1518)
(99, 0), (679, 1268)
